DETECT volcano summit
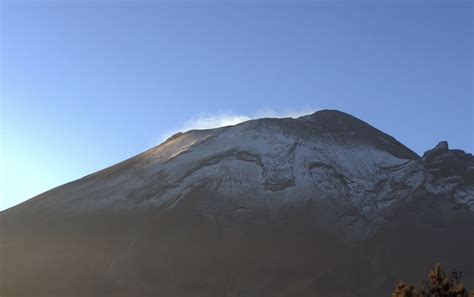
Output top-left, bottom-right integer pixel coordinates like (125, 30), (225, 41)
(1, 110), (473, 297)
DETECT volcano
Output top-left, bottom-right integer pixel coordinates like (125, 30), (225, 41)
(1, 110), (473, 297)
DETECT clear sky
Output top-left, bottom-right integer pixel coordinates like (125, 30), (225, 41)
(0, 0), (472, 211)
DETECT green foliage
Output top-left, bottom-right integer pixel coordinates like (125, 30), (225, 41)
(392, 263), (474, 297)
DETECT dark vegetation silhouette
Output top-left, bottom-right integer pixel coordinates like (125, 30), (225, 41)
(392, 263), (474, 297)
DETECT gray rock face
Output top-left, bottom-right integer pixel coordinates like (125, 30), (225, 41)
(1, 110), (473, 297)
(421, 141), (474, 211)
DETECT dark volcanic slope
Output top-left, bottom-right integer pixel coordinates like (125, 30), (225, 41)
(1, 110), (473, 297)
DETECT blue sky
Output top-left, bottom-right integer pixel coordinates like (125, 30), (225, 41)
(0, 1), (472, 211)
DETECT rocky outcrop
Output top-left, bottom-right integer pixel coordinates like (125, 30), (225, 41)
(422, 141), (474, 210)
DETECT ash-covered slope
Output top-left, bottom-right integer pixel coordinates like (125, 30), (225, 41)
(1, 110), (473, 297)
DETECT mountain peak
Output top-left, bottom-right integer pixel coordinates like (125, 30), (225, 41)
(295, 109), (419, 160)
(299, 109), (358, 123)
(2, 110), (473, 297)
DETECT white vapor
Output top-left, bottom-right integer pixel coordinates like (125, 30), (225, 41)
(181, 113), (252, 131)
(157, 107), (318, 144)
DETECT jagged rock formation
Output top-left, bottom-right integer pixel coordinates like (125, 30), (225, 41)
(1, 110), (473, 297)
